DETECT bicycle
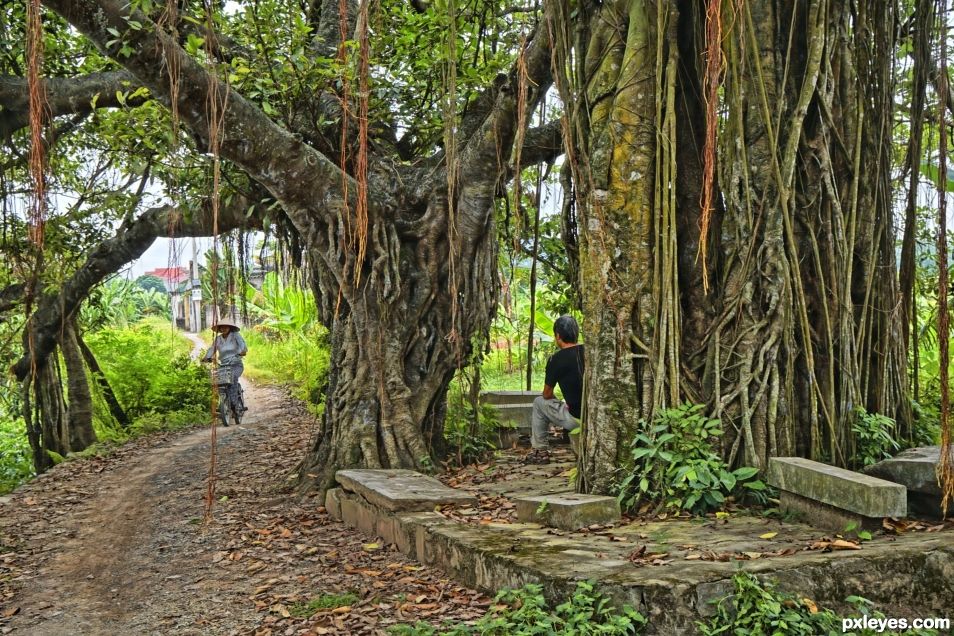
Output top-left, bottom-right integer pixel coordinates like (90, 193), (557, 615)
(212, 365), (246, 427)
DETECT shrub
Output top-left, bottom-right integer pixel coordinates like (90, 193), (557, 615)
(698, 571), (938, 636)
(0, 420), (33, 495)
(443, 382), (504, 465)
(85, 319), (210, 421)
(391, 582), (645, 635)
(850, 407), (900, 468)
(617, 404), (765, 515)
(241, 325), (330, 410)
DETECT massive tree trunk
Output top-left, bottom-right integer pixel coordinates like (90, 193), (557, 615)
(715, 0), (907, 468)
(555, 0), (699, 492)
(58, 319), (97, 451)
(557, 0), (908, 491)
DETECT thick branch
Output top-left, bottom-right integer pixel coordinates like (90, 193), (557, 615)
(11, 196), (265, 380)
(0, 71), (144, 140)
(41, 0), (359, 238)
(520, 120), (563, 166)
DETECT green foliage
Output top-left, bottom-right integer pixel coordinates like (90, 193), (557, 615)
(135, 274), (167, 294)
(244, 272), (318, 333)
(289, 592), (360, 617)
(390, 582), (645, 635)
(443, 382), (505, 465)
(82, 278), (171, 330)
(617, 404), (765, 515)
(850, 408), (901, 468)
(242, 326), (330, 410)
(85, 319), (210, 422)
(0, 423), (33, 495)
(698, 571), (938, 636)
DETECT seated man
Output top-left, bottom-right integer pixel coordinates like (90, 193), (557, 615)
(526, 315), (584, 464)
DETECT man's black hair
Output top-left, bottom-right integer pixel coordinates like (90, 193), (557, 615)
(553, 315), (579, 343)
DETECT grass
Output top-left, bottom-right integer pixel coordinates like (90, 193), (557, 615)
(289, 592), (360, 617)
(221, 325), (330, 413)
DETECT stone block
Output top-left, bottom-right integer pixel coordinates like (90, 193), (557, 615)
(492, 403), (533, 430)
(779, 491), (881, 533)
(766, 457), (906, 519)
(325, 487), (343, 520)
(514, 493), (620, 530)
(480, 390), (538, 406)
(336, 469), (477, 512)
(864, 446), (947, 518)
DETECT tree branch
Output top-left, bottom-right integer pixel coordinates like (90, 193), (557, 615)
(11, 195), (266, 380)
(0, 71), (145, 141)
(41, 0), (359, 239)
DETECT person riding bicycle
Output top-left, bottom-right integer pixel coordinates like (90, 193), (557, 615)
(202, 318), (248, 423)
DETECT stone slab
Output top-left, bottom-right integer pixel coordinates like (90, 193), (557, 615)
(492, 403), (533, 429)
(480, 390), (538, 406)
(766, 457), (906, 518)
(864, 446), (944, 496)
(865, 447), (950, 519)
(779, 491), (881, 534)
(514, 493), (620, 530)
(336, 469), (477, 512)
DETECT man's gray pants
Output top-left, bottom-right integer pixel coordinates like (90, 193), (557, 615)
(531, 396), (579, 450)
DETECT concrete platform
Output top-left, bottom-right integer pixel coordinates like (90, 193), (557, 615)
(329, 454), (954, 634)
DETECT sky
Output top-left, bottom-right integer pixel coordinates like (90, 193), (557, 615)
(123, 237), (215, 279)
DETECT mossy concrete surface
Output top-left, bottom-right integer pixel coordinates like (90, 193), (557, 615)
(766, 457), (907, 518)
(328, 458), (954, 635)
(515, 493), (620, 530)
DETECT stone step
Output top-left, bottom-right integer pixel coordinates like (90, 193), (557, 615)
(336, 469), (477, 512)
(491, 403), (533, 429)
(766, 457), (906, 531)
(864, 446), (947, 519)
(480, 390), (538, 406)
(515, 493), (620, 530)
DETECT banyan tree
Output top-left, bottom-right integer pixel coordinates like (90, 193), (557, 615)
(4, 0), (944, 494)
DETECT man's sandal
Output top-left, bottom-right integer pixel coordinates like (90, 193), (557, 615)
(523, 450), (551, 465)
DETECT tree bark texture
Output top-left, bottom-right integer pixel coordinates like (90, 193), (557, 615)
(58, 319), (97, 451)
(40, 0), (554, 493)
(557, 0), (909, 490)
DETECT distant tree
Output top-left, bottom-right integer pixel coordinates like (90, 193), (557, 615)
(135, 274), (167, 294)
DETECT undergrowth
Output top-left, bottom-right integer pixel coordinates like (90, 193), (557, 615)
(699, 571), (939, 636)
(390, 581), (645, 635)
(233, 325), (330, 413)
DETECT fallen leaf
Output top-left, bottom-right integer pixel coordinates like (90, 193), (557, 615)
(1, 608), (19, 618)
(759, 532), (778, 539)
(830, 539), (860, 550)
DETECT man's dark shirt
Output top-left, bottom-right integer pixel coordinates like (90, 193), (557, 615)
(544, 344), (585, 418)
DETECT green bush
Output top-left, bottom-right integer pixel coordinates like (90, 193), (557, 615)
(699, 571), (938, 636)
(850, 407), (901, 468)
(391, 582), (645, 635)
(617, 404), (765, 515)
(241, 325), (330, 410)
(85, 319), (209, 422)
(0, 419), (33, 495)
(443, 382), (505, 465)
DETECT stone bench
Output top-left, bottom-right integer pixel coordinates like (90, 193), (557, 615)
(480, 390), (539, 406)
(328, 469), (478, 553)
(864, 446), (947, 519)
(766, 457), (906, 532)
(514, 493), (620, 531)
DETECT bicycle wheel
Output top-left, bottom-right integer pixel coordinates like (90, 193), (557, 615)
(217, 385), (230, 427)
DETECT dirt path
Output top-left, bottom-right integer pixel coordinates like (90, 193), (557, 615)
(0, 340), (486, 635)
